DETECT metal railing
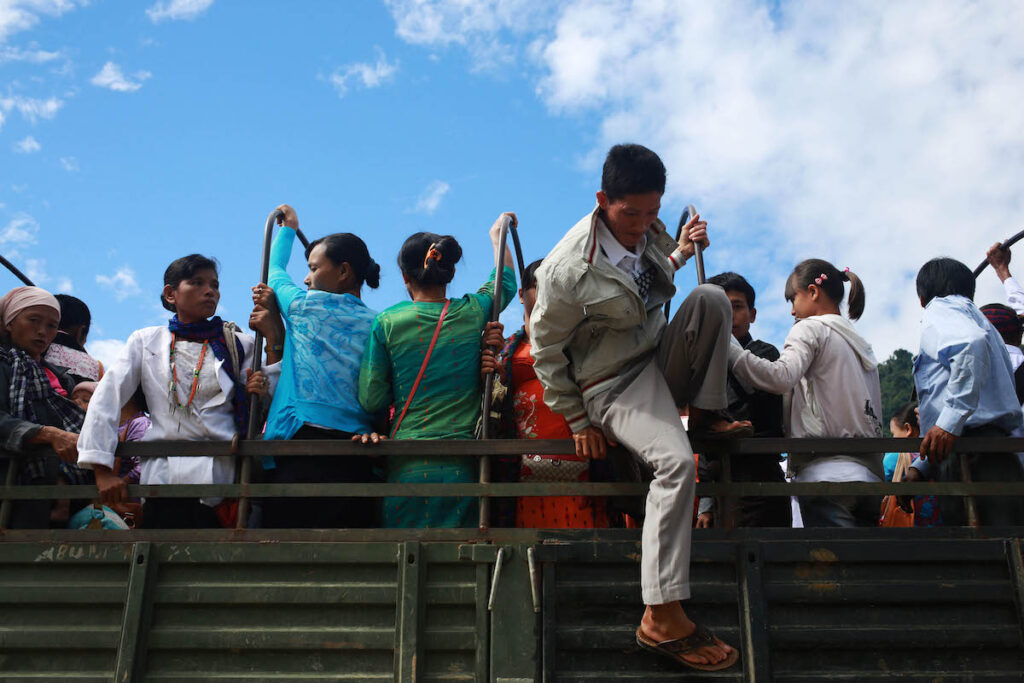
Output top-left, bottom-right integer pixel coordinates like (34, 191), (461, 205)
(3, 437), (1024, 533)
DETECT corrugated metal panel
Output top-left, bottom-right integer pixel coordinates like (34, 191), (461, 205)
(0, 543), (132, 682)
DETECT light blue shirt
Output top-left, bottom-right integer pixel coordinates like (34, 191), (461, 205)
(914, 295), (1022, 437)
(263, 228), (377, 463)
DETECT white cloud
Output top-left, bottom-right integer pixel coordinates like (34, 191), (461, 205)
(385, 0), (555, 69)
(0, 94), (63, 123)
(326, 48), (398, 98)
(413, 179), (451, 215)
(13, 135), (40, 153)
(86, 338), (127, 369)
(90, 62), (152, 93)
(390, 0), (1024, 358)
(0, 0), (81, 44)
(55, 276), (71, 292)
(59, 156), (78, 171)
(0, 44), (61, 63)
(96, 266), (142, 301)
(146, 0), (214, 23)
(0, 214), (39, 246)
(23, 257), (46, 283)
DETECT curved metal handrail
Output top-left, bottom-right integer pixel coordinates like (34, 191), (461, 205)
(973, 228), (1024, 278)
(665, 204), (705, 319)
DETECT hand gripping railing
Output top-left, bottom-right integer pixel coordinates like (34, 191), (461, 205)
(972, 228), (1024, 278)
(664, 204), (705, 320)
(479, 214), (527, 530)
(237, 208), (312, 528)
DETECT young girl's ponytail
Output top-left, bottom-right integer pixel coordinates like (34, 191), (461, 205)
(787, 258), (866, 321)
(842, 268), (865, 321)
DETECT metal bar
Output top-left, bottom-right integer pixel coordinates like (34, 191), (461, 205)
(973, 228), (1024, 277)
(541, 561), (556, 683)
(7, 480), (1024, 501)
(527, 546), (540, 614)
(0, 435), (1009, 459)
(488, 546), (507, 611)
(1006, 538), (1024, 648)
(0, 456), (16, 528)
(737, 541), (772, 682)
(474, 561), (490, 682)
(960, 453), (981, 528)
(0, 252), (35, 286)
(396, 540), (422, 682)
(114, 541), (153, 683)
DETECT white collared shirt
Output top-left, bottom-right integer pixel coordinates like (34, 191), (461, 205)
(77, 325), (279, 506)
(595, 219), (647, 277)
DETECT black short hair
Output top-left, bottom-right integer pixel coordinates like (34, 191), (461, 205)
(522, 259), (543, 291)
(306, 233), (380, 289)
(161, 254), (218, 312)
(707, 272), (755, 309)
(916, 257), (975, 305)
(398, 232), (462, 287)
(601, 144), (666, 201)
(54, 294), (90, 333)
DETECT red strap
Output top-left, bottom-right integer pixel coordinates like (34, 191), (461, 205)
(391, 299), (450, 438)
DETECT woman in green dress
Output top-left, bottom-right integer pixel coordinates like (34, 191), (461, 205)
(358, 213), (517, 528)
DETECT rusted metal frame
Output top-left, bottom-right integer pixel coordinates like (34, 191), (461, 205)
(960, 453), (981, 528)
(397, 540), (422, 682)
(474, 562), (490, 682)
(7, 480), (1024, 503)
(720, 450), (737, 531)
(114, 541), (154, 683)
(0, 456), (15, 528)
(737, 541), (771, 682)
(1007, 538), (1024, 648)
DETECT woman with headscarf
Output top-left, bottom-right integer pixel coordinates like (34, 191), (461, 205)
(0, 286), (89, 528)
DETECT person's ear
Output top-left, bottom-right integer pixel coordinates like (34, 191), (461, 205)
(162, 284), (177, 309)
(919, 296), (927, 308)
(337, 262), (355, 290)
(596, 190), (610, 210)
(808, 284), (820, 301)
(401, 272), (410, 285)
(518, 288), (525, 304)
(749, 307), (757, 324)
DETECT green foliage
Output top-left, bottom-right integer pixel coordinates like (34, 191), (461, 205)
(878, 348), (915, 436)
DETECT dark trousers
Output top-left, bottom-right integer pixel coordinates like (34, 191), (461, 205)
(142, 498), (221, 529)
(935, 425), (1024, 526)
(261, 426), (377, 529)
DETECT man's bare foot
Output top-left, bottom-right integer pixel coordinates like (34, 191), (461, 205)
(639, 602), (732, 666)
(688, 407), (752, 438)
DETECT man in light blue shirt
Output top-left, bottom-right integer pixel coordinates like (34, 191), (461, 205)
(908, 258), (1024, 525)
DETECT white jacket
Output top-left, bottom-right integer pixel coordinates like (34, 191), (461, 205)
(77, 326), (277, 506)
(730, 314), (884, 477)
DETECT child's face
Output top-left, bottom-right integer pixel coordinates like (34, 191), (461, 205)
(890, 418), (916, 438)
(596, 191), (662, 249)
(787, 276), (831, 320)
(724, 290), (755, 341)
(71, 390), (93, 410)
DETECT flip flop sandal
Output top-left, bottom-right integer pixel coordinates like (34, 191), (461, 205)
(636, 625), (741, 672)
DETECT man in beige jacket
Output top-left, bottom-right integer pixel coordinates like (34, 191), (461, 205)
(531, 144), (741, 671)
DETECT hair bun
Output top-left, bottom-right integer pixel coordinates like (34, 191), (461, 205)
(365, 259), (381, 289)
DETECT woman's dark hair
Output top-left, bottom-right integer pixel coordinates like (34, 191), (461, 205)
(55, 294), (90, 334)
(891, 401), (919, 434)
(784, 258), (865, 320)
(161, 254), (218, 312)
(305, 233), (380, 289)
(916, 257), (975, 305)
(398, 232), (462, 287)
(707, 271), (756, 309)
(522, 259), (544, 291)
(601, 143), (666, 201)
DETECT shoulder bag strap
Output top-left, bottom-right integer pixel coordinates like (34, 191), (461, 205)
(390, 300), (450, 438)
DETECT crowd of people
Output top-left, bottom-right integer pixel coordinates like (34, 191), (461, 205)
(3, 143), (1024, 670)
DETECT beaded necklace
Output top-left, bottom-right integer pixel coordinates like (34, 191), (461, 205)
(168, 333), (209, 418)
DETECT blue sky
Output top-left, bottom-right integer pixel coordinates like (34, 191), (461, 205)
(3, 0), (1024, 368)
